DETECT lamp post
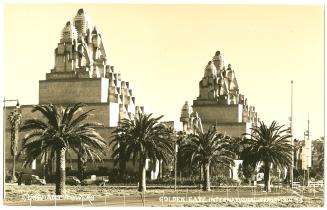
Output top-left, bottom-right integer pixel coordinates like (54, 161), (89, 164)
(174, 143), (178, 191)
(3, 98), (21, 183)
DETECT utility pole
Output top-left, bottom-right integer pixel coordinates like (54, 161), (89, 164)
(307, 117), (311, 186)
(302, 115), (311, 186)
(174, 143), (178, 191)
(290, 80), (294, 188)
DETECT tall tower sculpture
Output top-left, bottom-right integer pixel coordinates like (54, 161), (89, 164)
(50, 9), (107, 79)
(39, 8), (144, 126)
(181, 50), (259, 138)
(198, 51), (240, 105)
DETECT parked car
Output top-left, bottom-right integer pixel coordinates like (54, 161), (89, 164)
(66, 176), (81, 186)
(21, 174), (46, 185)
(81, 175), (109, 186)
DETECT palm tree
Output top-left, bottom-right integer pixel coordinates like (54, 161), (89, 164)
(316, 143), (324, 174)
(110, 131), (128, 180)
(159, 127), (180, 179)
(73, 143), (104, 181)
(8, 109), (22, 183)
(175, 130), (189, 179)
(180, 128), (235, 191)
(20, 103), (107, 195)
(227, 137), (246, 159)
(244, 121), (293, 192)
(239, 137), (258, 185)
(312, 139), (324, 176)
(111, 112), (174, 192)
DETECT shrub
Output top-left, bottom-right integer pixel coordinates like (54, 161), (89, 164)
(211, 175), (239, 186)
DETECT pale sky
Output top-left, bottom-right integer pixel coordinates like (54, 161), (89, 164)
(2, 4), (324, 140)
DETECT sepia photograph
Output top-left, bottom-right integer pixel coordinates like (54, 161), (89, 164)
(0, 0), (325, 207)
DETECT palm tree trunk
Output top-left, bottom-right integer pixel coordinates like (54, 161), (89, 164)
(138, 157), (147, 192)
(10, 127), (18, 183)
(158, 159), (162, 179)
(48, 158), (53, 181)
(77, 154), (84, 180)
(203, 162), (211, 191)
(44, 163), (50, 182)
(77, 155), (81, 180)
(264, 161), (271, 192)
(12, 154), (17, 182)
(119, 159), (126, 179)
(56, 148), (66, 195)
(199, 164), (203, 189)
(82, 166), (87, 181)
